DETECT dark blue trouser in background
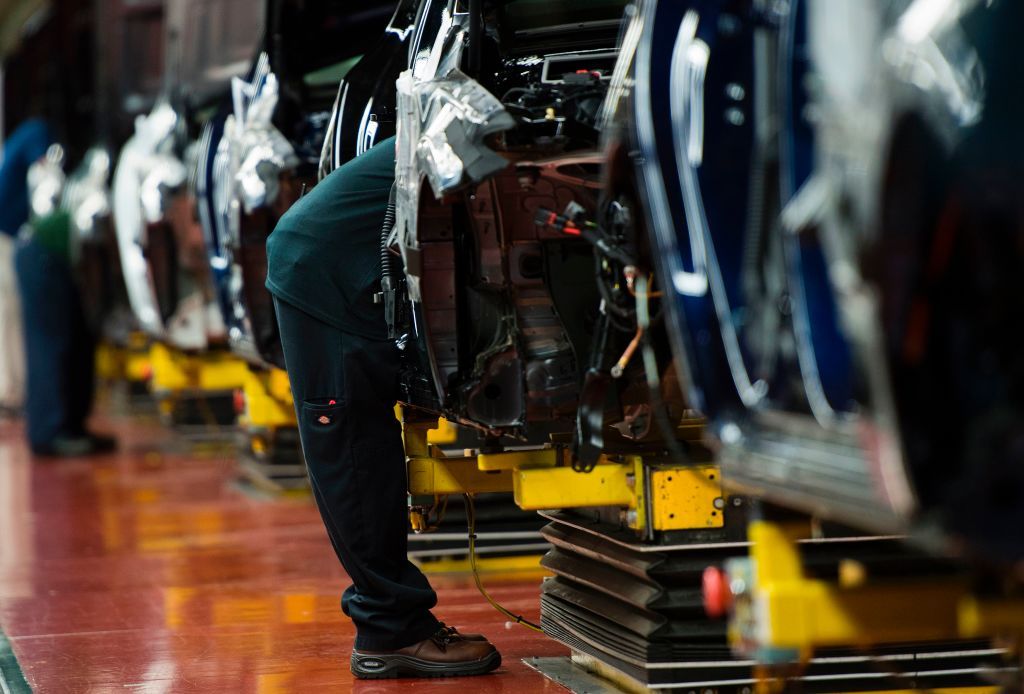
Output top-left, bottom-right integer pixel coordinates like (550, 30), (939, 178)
(274, 297), (441, 651)
(14, 238), (95, 451)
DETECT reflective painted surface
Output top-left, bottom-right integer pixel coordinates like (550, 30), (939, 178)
(0, 405), (566, 692)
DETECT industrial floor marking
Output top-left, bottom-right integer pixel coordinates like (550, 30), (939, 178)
(0, 628), (30, 694)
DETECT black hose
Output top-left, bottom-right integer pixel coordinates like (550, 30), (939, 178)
(741, 144), (768, 305)
(380, 184), (398, 285)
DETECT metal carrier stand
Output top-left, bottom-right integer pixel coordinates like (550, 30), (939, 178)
(398, 412), (1023, 691)
(529, 510), (1016, 692)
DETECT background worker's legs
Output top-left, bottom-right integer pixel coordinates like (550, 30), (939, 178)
(274, 297), (441, 651)
(14, 238), (94, 450)
(0, 233), (26, 412)
(66, 297), (97, 433)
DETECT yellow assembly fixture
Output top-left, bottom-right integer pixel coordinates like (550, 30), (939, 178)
(427, 417), (459, 445)
(148, 343), (249, 395)
(238, 367), (296, 430)
(649, 465), (724, 530)
(234, 366), (308, 492)
(479, 448), (559, 471)
(513, 463), (634, 509)
(95, 332), (153, 384)
(408, 456), (515, 496)
(94, 341), (122, 382)
(415, 554), (544, 575)
(401, 408), (725, 532)
(721, 520), (1024, 663)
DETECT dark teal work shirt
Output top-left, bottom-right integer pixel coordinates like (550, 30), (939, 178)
(0, 119), (53, 236)
(265, 136), (396, 339)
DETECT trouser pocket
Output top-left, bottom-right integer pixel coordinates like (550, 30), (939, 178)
(298, 400), (346, 467)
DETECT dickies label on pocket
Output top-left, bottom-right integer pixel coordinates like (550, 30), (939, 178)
(302, 399), (341, 428)
(299, 401), (344, 465)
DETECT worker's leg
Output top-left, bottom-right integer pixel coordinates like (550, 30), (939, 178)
(65, 289), (97, 435)
(274, 296), (442, 651)
(13, 238), (73, 451)
(0, 233), (26, 413)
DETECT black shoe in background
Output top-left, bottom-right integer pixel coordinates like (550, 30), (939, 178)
(84, 432), (117, 453)
(32, 432), (117, 457)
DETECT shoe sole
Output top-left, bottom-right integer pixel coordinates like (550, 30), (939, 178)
(350, 649), (501, 679)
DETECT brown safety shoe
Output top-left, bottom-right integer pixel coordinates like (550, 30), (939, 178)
(441, 623), (486, 642)
(350, 626), (501, 679)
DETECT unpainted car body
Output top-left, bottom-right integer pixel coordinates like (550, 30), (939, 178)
(111, 0), (263, 350)
(197, 0), (400, 367)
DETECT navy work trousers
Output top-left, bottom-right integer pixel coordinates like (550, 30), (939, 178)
(273, 297), (441, 650)
(14, 238), (95, 451)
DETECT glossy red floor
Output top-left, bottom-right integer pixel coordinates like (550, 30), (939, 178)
(0, 400), (567, 693)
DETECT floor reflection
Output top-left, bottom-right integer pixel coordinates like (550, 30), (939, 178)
(0, 407), (565, 692)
